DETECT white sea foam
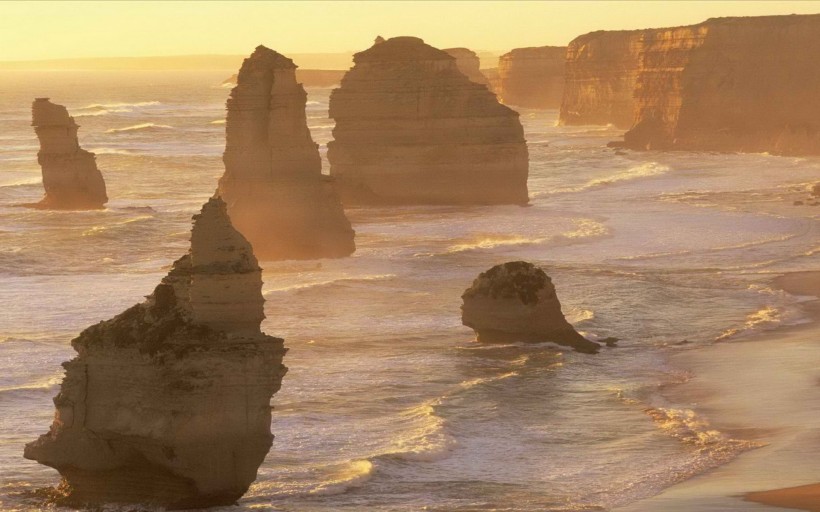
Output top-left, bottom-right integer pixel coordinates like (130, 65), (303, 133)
(106, 123), (174, 134)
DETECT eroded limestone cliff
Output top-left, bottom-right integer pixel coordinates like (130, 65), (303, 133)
(217, 45), (355, 260)
(30, 98), (108, 209)
(24, 197), (287, 509)
(498, 46), (566, 109)
(443, 47), (491, 87)
(461, 261), (601, 353)
(623, 15), (820, 154)
(328, 36), (529, 205)
(559, 30), (645, 128)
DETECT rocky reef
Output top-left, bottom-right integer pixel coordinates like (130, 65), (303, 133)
(559, 30), (645, 128)
(24, 197), (287, 509)
(498, 46), (566, 108)
(461, 261), (601, 353)
(30, 98), (108, 209)
(621, 15), (820, 154)
(217, 45), (355, 260)
(443, 47), (491, 87)
(328, 36), (529, 205)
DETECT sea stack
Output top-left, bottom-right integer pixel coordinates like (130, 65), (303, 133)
(461, 261), (600, 353)
(443, 47), (492, 87)
(30, 98), (108, 209)
(24, 197), (287, 509)
(217, 45), (355, 260)
(559, 30), (645, 128)
(498, 46), (566, 108)
(620, 15), (820, 154)
(328, 36), (529, 205)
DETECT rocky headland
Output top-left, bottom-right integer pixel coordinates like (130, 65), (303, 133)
(498, 46), (566, 109)
(461, 261), (602, 353)
(24, 197), (287, 509)
(561, 15), (820, 155)
(217, 45), (355, 260)
(443, 47), (491, 87)
(621, 14), (820, 155)
(559, 30), (645, 128)
(327, 36), (529, 205)
(29, 98), (108, 209)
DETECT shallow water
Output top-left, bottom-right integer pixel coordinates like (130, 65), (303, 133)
(0, 70), (818, 511)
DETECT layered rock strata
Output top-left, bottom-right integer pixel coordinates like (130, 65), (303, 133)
(461, 261), (600, 353)
(217, 46), (355, 260)
(30, 98), (108, 209)
(443, 47), (491, 87)
(559, 30), (645, 128)
(328, 36), (529, 205)
(498, 46), (566, 108)
(24, 197), (287, 509)
(622, 15), (820, 154)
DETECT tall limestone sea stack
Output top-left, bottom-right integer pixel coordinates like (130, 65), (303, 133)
(461, 261), (602, 354)
(30, 98), (108, 209)
(328, 36), (529, 205)
(24, 197), (287, 509)
(217, 46), (355, 260)
(498, 46), (566, 109)
(443, 47), (492, 87)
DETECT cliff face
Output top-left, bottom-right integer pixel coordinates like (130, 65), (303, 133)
(498, 46), (566, 109)
(328, 36), (529, 205)
(443, 47), (491, 87)
(217, 46), (355, 260)
(30, 98), (108, 209)
(461, 261), (601, 353)
(24, 197), (287, 509)
(623, 15), (820, 155)
(559, 31), (645, 128)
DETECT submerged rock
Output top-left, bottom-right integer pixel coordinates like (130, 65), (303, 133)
(328, 36), (529, 205)
(218, 45), (355, 260)
(24, 197), (287, 509)
(498, 46), (566, 108)
(29, 98), (108, 209)
(461, 261), (600, 353)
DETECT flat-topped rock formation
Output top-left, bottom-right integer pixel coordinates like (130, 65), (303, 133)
(621, 15), (820, 154)
(443, 47), (491, 87)
(498, 46), (566, 108)
(328, 36), (529, 205)
(217, 45), (355, 260)
(461, 261), (601, 353)
(24, 197), (287, 509)
(559, 30), (645, 128)
(30, 98), (107, 209)
(222, 69), (347, 88)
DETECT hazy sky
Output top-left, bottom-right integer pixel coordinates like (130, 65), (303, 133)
(2, 1), (819, 60)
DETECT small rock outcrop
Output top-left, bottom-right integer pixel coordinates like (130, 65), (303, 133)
(559, 30), (645, 128)
(30, 98), (108, 209)
(461, 261), (600, 353)
(328, 36), (529, 205)
(24, 197), (287, 509)
(443, 47), (491, 87)
(498, 46), (566, 108)
(217, 46), (355, 260)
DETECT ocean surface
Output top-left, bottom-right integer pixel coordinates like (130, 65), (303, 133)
(0, 70), (818, 511)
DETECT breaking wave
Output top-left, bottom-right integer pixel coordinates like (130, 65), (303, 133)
(106, 123), (174, 134)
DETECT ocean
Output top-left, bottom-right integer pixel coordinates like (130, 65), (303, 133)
(0, 70), (818, 511)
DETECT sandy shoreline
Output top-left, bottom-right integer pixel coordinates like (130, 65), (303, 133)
(616, 270), (820, 512)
